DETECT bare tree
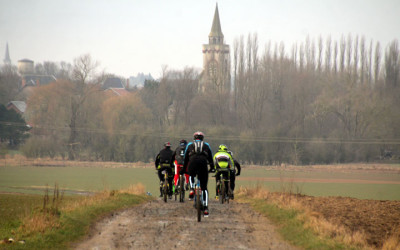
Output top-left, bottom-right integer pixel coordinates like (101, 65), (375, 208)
(317, 36), (323, 74)
(384, 40), (399, 88)
(353, 35), (359, 83)
(325, 36), (332, 73)
(359, 36), (366, 84)
(68, 54), (101, 160)
(374, 42), (381, 84)
(340, 35), (346, 73)
(346, 34), (353, 77)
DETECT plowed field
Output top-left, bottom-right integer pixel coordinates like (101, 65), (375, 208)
(289, 195), (400, 248)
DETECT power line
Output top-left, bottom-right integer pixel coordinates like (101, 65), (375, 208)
(1, 121), (400, 145)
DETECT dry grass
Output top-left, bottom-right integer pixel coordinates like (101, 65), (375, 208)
(382, 229), (400, 250)
(18, 212), (60, 236)
(237, 186), (373, 249)
(61, 183), (145, 212)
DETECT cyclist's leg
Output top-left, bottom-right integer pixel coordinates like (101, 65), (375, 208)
(198, 162), (209, 210)
(230, 169), (235, 192)
(167, 167), (174, 196)
(157, 168), (164, 197)
(174, 163), (180, 187)
(215, 170), (221, 198)
(188, 162), (197, 199)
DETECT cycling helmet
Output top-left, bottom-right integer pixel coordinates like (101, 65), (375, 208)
(218, 144), (228, 152)
(164, 142), (171, 147)
(193, 131), (204, 141)
(179, 139), (187, 146)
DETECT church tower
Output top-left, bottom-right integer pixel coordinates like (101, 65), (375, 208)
(3, 42), (11, 65)
(201, 4), (230, 93)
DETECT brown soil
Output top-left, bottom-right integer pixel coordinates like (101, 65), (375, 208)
(74, 198), (297, 250)
(286, 194), (400, 248)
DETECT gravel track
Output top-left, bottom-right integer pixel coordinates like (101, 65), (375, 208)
(75, 197), (296, 250)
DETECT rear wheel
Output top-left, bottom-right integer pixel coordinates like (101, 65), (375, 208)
(196, 189), (201, 222)
(220, 181), (225, 204)
(163, 175), (168, 203)
(179, 175), (185, 202)
(163, 183), (168, 202)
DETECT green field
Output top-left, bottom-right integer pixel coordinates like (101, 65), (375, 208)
(1, 165), (399, 200)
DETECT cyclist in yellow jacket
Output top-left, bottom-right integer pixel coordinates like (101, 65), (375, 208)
(213, 144), (234, 200)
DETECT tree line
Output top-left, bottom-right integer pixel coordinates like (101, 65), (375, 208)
(1, 34), (399, 164)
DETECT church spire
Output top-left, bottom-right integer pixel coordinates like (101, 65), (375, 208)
(4, 42), (11, 65)
(209, 3), (224, 44)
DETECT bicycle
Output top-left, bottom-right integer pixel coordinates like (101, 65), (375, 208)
(176, 173), (186, 202)
(216, 169), (231, 204)
(193, 176), (203, 222)
(161, 170), (170, 203)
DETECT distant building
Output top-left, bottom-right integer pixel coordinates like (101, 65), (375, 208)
(102, 77), (126, 89)
(18, 59), (34, 75)
(6, 101), (26, 114)
(129, 73), (154, 89)
(16, 58), (57, 89)
(200, 4), (231, 93)
(21, 75), (57, 88)
(3, 42), (11, 65)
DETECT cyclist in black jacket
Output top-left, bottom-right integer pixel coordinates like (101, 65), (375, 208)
(155, 142), (174, 198)
(182, 131), (214, 217)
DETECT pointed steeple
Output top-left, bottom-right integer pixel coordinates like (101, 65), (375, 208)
(209, 3), (224, 44)
(4, 42), (11, 65)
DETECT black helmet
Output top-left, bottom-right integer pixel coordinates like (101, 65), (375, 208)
(179, 139), (187, 146)
(193, 131), (204, 141)
(164, 142), (171, 147)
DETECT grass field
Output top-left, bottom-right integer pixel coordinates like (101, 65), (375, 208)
(1, 163), (399, 200)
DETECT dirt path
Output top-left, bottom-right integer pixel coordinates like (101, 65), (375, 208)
(75, 197), (297, 250)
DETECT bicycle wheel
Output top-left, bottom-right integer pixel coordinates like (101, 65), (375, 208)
(179, 175), (185, 202)
(220, 180), (225, 204)
(196, 188), (201, 222)
(226, 180), (230, 204)
(163, 177), (168, 203)
(174, 184), (178, 201)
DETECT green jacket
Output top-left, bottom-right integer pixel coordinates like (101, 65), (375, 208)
(213, 151), (234, 170)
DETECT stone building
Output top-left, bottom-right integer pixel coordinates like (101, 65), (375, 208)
(200, 4), (230, 93)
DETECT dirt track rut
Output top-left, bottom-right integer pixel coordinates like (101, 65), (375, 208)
(75, 197), (296, 250)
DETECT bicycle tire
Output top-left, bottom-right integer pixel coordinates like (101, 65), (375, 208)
(163, 173), (168, 203)
(220, 180), (225, 204)
(174, 184), (178, 201)
(226, 180), (230, 204)
(196, 189), (201, 222)
(179, 175), (185, 202)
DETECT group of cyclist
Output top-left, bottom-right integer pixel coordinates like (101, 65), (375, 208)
(155, 131), (241, 217)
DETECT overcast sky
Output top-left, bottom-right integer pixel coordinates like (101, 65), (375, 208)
(1, 0), (399, 79)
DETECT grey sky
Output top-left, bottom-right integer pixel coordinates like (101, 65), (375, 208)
(1, 0), (399, 79)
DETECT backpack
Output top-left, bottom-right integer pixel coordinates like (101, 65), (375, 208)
(175, 145), (186, 165)
(189, 140), (207, 157)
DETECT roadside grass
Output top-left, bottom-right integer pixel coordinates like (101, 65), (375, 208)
(236, 186), (361, 250)
(0, 183), (151, 249)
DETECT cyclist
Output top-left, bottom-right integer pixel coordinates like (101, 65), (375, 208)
(213, 145), (234, 200)
(227, 150), (241, 199)
(171, 139), (189, 192)
(182, 131), (214, 216)
(155, 142), (174, 198)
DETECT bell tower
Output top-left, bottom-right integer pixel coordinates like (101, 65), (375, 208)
(3, 42), (11, 65)
(201, 4), (230, 93)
